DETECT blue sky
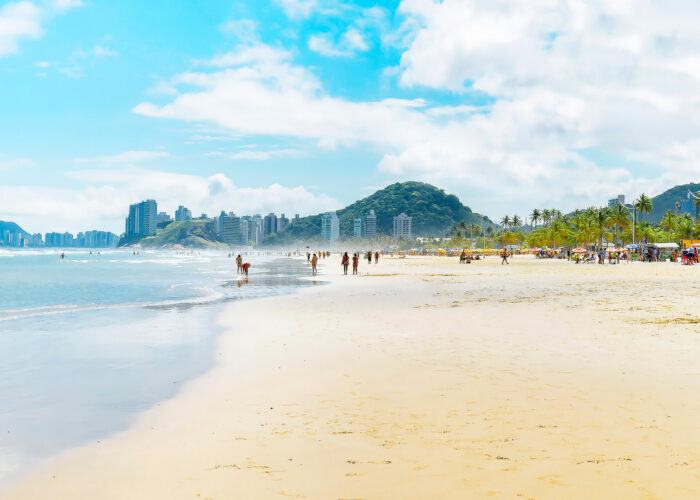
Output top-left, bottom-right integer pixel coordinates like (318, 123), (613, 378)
(1, 0), (699, 232)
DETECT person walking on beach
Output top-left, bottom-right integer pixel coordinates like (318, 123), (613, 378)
(501, 249), (509, 265)
(307, 252), (310, 263)
(375, 251), (379, 264)
(311, 253), (318, 276)
(367, 251), (372, 264)
(352, 253), (359, 275)
(341, 252), (349, 275)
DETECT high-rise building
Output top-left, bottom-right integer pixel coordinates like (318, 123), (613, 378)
(365, 209), (377, 239)
(353, 218), (365, 239)
(252, 214), (263, 244)
(175, 205), (192, 222)
(608, 195), (626, 207)
(62, 232), (74, 247)
(156, 212), (172, 224)
(277, 213), (290, 233)
(263, 213), (277, 237)
(393, 213), (413, 240)
(218, 211), (243, 245)
(45, 232), (62, 247)
(321, 212), (339, 244)
(679, 191), (700, 218)
(126, 200), (158, 237)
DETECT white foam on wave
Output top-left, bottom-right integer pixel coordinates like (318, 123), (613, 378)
(0, 286), (228, 323)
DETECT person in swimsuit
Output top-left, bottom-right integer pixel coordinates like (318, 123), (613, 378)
(374, 251), (379, 264)
(311, 253), (318, 276)
(352, 253), (359, 275)
(236, 254), (243, 274)
(241, 262), (251, 277)
(341, 252), (349, 275)
(501, 249), (508, 265)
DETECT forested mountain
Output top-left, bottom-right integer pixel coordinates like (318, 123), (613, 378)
(647, 183), (700, 222)
(267, 182), (496, 245)
(0, 221), (30, 237)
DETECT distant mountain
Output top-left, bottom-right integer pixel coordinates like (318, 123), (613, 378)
(267, 182), (496, 244)
(647, 182), (700, 222)
(0, 221), (30, 237)
(120, 220), (228, 248)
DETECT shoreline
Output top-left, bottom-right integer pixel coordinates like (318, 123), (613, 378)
(4, 256), (700, 498)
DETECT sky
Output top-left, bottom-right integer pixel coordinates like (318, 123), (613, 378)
(1, 0), (700, 233)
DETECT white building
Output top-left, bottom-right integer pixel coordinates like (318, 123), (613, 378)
(393, 213), (413, 240)
(365, 210), (377, 239)
(175, 205), (192, 221)
(353, 218), (364, 239)
(321, 212), (339, 244)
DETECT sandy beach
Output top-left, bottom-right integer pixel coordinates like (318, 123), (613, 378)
(4, 255), (700, 499)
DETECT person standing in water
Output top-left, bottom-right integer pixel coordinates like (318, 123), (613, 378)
(352, 253), (359, 275)
(311, 253), (318, 276)
(307, 252), (311, 263)
(341, 252), (349, 275)
(236, 254), (243, 274)
(374, 251), (379, 264)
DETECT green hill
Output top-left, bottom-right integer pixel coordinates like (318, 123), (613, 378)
(0, 221), (30, 237)
(267, 182), (496, 244)
(647, 183), (700, 222)
(120, 220), (228, 248)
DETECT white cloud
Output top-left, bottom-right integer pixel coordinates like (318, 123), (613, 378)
(91, 45), (118, 57)
(53, 0), (82, 9)
(274, 0), (318, 19)
(134, 8), (700, 219)
(0, 2), (43, 58)
(218, 149), (304, 161)
(308, 27), (370, 58)
(0, 154), (32, 172)
(0, 170), (338, 233)
(219, 18), (257, 43)
(74, 150), (169, 165)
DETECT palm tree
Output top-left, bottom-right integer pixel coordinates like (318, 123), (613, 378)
(590, 207), (613, 250)
(610, 203), (631, 246)
(500, 215), (511, 229)
(542, 209), (553, 226)
(530, 209), (541, 229)
(548, 217), (568, 248)
(660, 210), (677, 241)
(512, 215), (522, 231)
(633, 193), (653, 243)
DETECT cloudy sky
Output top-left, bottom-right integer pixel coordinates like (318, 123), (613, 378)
(2, 0), (699, 233)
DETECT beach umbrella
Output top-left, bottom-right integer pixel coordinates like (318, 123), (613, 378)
(572, 247), (587, 253)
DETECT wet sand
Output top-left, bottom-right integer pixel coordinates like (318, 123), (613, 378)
(4, 256), (700, 499)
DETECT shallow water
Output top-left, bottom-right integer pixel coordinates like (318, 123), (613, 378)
(0, 249), (316, 484)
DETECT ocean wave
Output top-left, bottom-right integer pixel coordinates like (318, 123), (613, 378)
(0, 287), (227, 323)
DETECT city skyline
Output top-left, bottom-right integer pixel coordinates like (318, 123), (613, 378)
(3, 1), (700, 234)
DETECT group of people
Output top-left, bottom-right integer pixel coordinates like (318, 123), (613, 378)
(235, 254), (251, 276)
(340, 251), (379, 275)
(458, 250), (483, 264)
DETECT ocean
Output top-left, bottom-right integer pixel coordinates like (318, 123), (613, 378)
(0, 248), (315, 484)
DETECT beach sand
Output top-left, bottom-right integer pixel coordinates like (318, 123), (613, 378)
(4, 256), (700, 499)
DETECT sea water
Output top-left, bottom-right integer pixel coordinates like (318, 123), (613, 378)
(0, 248), (315, 484)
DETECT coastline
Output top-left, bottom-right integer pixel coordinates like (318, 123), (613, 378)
(4, 256), (700, 499)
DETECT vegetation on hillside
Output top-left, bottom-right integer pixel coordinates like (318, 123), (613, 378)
(0, 221), (30, 237)
(647, 183), (700, 223)
(267, 182), (496, 245)
(123, 220), (228, 249)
